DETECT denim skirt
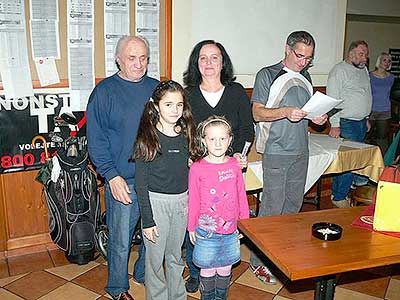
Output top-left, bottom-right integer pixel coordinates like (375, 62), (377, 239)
(192, 227), (240, 269)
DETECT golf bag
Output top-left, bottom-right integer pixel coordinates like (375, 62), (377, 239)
(44, 145), (101, 265)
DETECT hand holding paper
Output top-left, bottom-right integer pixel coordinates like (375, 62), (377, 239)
(302, 91), (343, 120)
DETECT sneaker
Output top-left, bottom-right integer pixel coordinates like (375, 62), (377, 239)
(110, 292), (134, 300)
(250, 264), (277, 284)
(185, 276), (199, 293)
(331, 196), (351, 208)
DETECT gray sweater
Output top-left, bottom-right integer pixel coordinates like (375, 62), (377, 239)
(327, 61), (372, 127)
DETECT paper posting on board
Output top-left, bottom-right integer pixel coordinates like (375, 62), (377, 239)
(135, 0), (160, 79)
(29, 0), (60, 59)
(35, 58), (60, 86)
(67, 0), (94, 110)
(104, 0), (130, 77)
(0, 0), (33, 99)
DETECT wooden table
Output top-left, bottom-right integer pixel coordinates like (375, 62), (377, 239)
(238, 207), (400, 300)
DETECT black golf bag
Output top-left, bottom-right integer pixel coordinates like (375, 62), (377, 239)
(44, 144), (101, 265)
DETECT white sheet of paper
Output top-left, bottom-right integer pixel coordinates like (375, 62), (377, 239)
(1, 66), (34, 99)
(29, 0), (60, 59)
(135, 0), (160, 79)
(0, 0), (25, 31)
(0, 1), (34, 99)
(35, 58), (60, 86)
(30, 20), (60, 59)
(70, 89), (92, 111)
(67, 0), (95, 110)
(0, 29), (34, 99)
(30, 0), (59, 20)
(302, 91), (343, 119)
(104, 0), (130, 77)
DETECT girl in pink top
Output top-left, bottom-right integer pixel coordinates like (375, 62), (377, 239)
(188, 116), (249, 300)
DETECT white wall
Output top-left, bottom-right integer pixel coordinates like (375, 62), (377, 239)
(172, 0), (347, 88)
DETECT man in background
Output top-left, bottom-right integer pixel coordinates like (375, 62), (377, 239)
(327, 40), (372, 208)
(87, 36), (158, 300)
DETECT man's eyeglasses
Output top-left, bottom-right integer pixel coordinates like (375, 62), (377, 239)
(291, 48), (313, 63)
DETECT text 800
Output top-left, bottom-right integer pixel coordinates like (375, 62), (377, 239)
(1, 152), (54, 169)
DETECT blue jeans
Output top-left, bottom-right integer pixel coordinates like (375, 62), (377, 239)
(332, 118), (367, 201)
(185, 231), (200, 279)
(133, 235), (145, 283)
(105, 183), (145, 296)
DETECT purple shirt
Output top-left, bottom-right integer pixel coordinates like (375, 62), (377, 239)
(370, 72), (395, 113)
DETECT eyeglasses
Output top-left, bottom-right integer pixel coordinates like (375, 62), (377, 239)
(291, 48), (314, 63)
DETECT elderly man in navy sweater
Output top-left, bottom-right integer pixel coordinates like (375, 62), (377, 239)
(86, 36), (158, 300)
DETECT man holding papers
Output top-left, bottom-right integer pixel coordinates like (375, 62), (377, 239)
(327, 40), (372, 208)
(251, 31), (327, 284)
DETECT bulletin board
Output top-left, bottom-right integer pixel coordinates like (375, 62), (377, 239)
(0, 0), (171, 174)
(0, 0), (171, 90)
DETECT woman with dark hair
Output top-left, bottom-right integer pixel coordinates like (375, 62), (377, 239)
(183, 40), (254, 159)
(183, 40), (254, 293)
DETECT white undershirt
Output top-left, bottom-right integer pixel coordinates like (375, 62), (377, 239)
(200, 86), (225, 108)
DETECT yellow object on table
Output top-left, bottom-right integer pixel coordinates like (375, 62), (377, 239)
(373, 181), (400, 232)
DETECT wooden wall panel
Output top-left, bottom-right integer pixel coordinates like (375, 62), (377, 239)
(2, 170), (48, 240)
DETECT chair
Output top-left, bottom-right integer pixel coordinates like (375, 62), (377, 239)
(351, 185), (376, 206)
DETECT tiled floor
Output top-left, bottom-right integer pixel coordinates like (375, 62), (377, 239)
(1, 192), (400, 300)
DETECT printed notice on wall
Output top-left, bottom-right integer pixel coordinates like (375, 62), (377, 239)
(67, 0), (94, 111)
(0, 0), (34, 99)
(29, 0), (60, 87)
(29, 0), (60, 59)
(104, 0), (130, 77)
(35, 58), (60, 86)
(135, 0), (160, 80)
